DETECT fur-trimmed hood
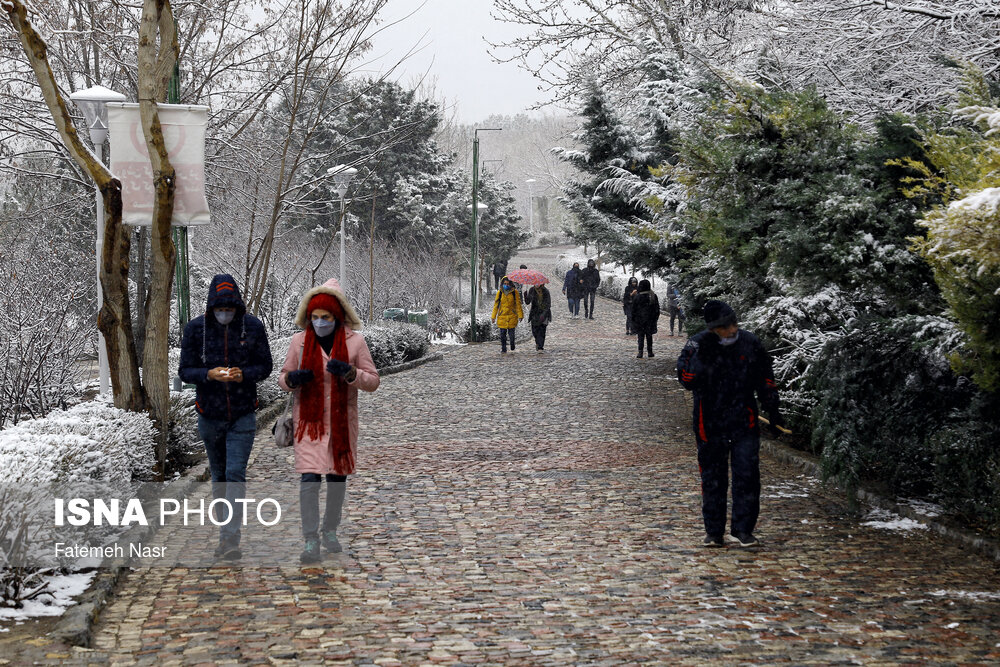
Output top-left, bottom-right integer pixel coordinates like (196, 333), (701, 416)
(294, 278), (362, 330)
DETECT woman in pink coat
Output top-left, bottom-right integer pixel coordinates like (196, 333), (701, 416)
(278, 278), (380, 563)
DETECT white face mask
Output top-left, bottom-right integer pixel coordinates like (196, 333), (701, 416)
(719, 331), (739, 346)
(214, 309), (235, 326)
(312, 318), (337, 337)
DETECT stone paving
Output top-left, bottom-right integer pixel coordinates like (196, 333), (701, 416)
(7, 246), (1000, 665)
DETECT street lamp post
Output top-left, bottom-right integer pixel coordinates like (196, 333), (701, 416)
(525, 179), (536, 235)
(469, 127), (501, 342)
(70, 85), (127, 396)
(327, 165), (358, 290)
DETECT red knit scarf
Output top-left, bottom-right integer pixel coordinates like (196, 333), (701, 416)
(295, 293), (353, 474)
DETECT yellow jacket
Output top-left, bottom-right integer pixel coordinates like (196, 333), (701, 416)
(491, 287), (523, 329)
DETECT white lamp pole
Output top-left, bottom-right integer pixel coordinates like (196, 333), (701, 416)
(70, 85), (126, 396)
(327, 164), (358, 290)
(525, 179), (536, 235)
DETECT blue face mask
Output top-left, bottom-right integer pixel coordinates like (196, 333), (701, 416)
(312, 318), (337, 337)
(502, 284), (512, 292)
(214, 309), (235, 326)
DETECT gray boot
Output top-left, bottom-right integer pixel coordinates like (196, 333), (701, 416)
(321, 480), (346, 552)
(300, 480), (321, 540)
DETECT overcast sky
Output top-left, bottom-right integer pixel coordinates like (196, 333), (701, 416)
(362, 0), (553, 124)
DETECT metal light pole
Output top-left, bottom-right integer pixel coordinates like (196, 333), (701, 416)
(70, 85), (127, 396)
(525, 178), (536, 235)
(469, 127), (501, 341)
(328, 165), (358, 290)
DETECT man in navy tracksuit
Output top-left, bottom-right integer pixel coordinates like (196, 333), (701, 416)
(676, 300), (784, 548)
(179, 274), (272, 559)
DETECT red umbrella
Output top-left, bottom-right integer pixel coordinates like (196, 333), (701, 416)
(506, 268), (549, 286)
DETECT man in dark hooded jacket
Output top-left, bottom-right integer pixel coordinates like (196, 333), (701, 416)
(580, 259), (601, 319)
(676, 300), (784, 549)
(179, 274), (272, 559)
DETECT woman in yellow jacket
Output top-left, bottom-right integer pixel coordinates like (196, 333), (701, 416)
(491, 276), (524, 354)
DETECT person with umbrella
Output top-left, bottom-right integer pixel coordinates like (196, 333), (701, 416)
(510, 268), (552, 352)
(491, 275), (524, 354)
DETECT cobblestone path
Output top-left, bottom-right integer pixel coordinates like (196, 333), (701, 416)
(17, 247), (1000, 664)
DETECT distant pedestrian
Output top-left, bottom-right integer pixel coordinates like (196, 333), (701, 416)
(667, 286), (686, 336)
(622, 276), (639, 335)
(278, 278), (380, 564)
(675, 300), (784, 549)
(631, 279), (660, 358)
(524, 283), (552, 352)
(491, 276), (524, 354)
(179, 274), (273, 561)
(562, 262), (584, 319)
(492, 259), (508, 293)
(580, 259), (601, 319)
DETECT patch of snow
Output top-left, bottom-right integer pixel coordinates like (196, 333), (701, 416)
(0, 571), (96, 623)
(861, 508), (928, 532)
(930, 590), (1000, 602)
(431, 332), (467, 346)
(899, 499), (943, 518)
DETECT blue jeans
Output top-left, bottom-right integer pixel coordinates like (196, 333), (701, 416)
(500, 327), (516, 352)
(567, 297), (580, 316)
(696, 431), (761, 537)
(198, 412), (256, 544)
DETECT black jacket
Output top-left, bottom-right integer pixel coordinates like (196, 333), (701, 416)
(525, 286), (552, 326)
(563, 268), (585, 298)
(622, 282), (639, 311)
(631, 291), (660, 334)
(676, 329), (780, 441)
(580, 266), (601, 292)
(179, 274), (273, 421)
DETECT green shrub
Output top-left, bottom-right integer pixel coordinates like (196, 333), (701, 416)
(809, 316), (969, 500)
(929, 393), (1000, 532)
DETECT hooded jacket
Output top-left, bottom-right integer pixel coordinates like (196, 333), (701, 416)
(491, 281), (524, 329)
(277, 278), (379, 475)
(179, 274), (273, 421)
(580, 260), (601, 291)
(676, 329), (780, 441)
(631, 289), (660, 335)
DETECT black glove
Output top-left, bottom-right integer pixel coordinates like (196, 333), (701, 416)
(286, 369), (314, 388)
(767, 412), (786, 438)
(326, 358), (352, 376)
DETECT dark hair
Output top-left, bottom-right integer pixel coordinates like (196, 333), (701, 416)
(639, 279), (651, 291)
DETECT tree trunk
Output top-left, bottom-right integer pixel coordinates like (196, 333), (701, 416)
(134, 227), (147, 363)
(4, 0), (145, 412)
(138, 0), (179, 480)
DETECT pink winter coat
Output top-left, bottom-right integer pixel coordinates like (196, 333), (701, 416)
(278, 328), (380, 474)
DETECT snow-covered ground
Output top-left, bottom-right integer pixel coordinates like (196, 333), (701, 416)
(861, 507), (929, 532)
(0, 570), (97, 625)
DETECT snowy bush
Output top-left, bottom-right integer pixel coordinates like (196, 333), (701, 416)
(362, 322), (431, 368)
(742, 286), (859, 417)
(928, 393), (1000, 531)
(0, 400), (155, 491)
(456, 314), (498, 343)
(809, 316), (971, 500)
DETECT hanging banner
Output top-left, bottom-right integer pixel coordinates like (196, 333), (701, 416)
(107, 102), (211, 226)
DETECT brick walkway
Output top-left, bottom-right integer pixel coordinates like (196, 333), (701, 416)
(10, 247), (1000, 664)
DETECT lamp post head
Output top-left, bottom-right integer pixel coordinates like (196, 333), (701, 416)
(466, 202), (488, 212)
(328, 164), (358, 198)
(69, 85), (126, 146)
(525, 179), (536, 184)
